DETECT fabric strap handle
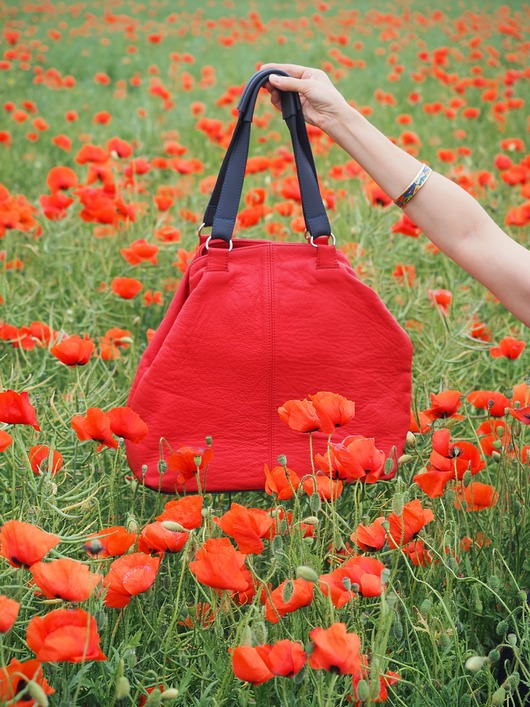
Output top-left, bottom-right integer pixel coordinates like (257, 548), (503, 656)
(202, 69), (331, 244)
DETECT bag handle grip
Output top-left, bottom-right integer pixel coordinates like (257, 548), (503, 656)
(201, 69), (331, 244)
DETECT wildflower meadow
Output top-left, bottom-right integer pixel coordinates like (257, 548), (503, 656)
(1, 0), (530, 705)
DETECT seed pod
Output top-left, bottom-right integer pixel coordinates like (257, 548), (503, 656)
(26, 682), (49, 707)
(296, 565), (319, 583)
(465, 655), (488, 672)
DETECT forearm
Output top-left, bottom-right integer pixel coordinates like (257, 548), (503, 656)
(325, 104), (530, 326)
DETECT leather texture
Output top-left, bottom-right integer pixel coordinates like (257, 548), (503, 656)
(125, 70), (414, 493)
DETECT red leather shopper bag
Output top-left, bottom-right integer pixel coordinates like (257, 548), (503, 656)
(126, 69), (413, 494)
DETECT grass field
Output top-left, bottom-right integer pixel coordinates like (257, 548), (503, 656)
(0, 0), (529, 705)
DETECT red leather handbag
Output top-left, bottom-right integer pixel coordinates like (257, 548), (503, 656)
(125, 69), (413, 494)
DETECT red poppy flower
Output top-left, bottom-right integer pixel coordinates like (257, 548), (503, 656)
(278, 398), (322, 433)
(156, 495), (204, 529)
(264, 463), (300, 500)
(258, 639), (308, 678)
(477, 420), (513, 456)
(409, 409), (432, 433)
(29, 444), (63, 475)
(46, 165), (78, 192)
(317, 435), (386, 483)
(71, 407), (118, 451)
(391, 213), (421, 237)
(29, 558), (103, 602)
(121, 239), (159, 266)
(179, 602), (215, 629)
(0, 595), (20, 632)
(320, 555), (386, 608)
(0, 390), (40, 430)
(138, 522), (188, 553)
(511, 382), (530, 407)
(423, 390), (463, 421)
(111, 277), (143, 299)
(106, 406), (148, 443)
(264, 577), (314, 623)
(428, 288), (452, 315)
(50, 334), (95, 366)
(0, 658), (54, 705)
(350, 517), (387, 552)
(307, 391), (355, 434)
(0, 520), (60, 568)
(352, 666), (400, 704)
(189, 538), (249, 592)
(387, 499), (434, 548)
(455, 482), (499, 511)
(309, 623), (362, 675)
(103, 552), (161, 608)
(166, 445), (213, 485)
(490, 336), (526, 360)
(84, 525), (137, 558)
(466, 390), (510, 417)
(509, 406), (530, 425)
(0, 430), (12, 452)
(230, 646), (274, 685)
(400, 539), (432, 566)
(213, 503), (273, 554)
(26, 608), (107, 662)
(429, 428), (484, 476)
(302, 474), (343, 501)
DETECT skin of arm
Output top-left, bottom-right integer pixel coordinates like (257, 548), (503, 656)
(261, 63), (530, 328)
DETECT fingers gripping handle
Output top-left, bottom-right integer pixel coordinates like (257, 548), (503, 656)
(202, 69), (331, 244)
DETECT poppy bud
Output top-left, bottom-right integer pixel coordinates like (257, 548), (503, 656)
(302, 516), (319, 525)
(488, 649), (500, 663)
(462, 470), (472, 484)
(491, 687), (506, 705)
(277, 454), (287, 466)
(391, 494), (404, 516)
(272, 535), (285, 556)
(384, 456), (394, 474)
(146, 689), (162, 706)
(161, 520), (187, 532)
(127, 515), (139, 534)
(115, 676), (130, 700)
(496, 620), (509, 636)
(309, 492), (321, 514)
(356, 679), (370, 701)
(406, 431), (416, 447)
(465, 655), (488, 672)
(507, 633), (517, 647)
(398, 454), (412, 465)
(281, 579), (294, 604)
(205, 436), (213, 446)
(252, 621), (268, 645)
(492, 439), (503, 450)
(161, 688), (180, 700)
(27, 681), (49, 707)
(241, 626), (252, 646)
(296, 565), (319, 583)
(158, 459), (168, 473)
(381, 520), (390, 532)
(492, 451), (501, 462)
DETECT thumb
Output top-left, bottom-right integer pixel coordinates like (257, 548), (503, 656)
(268, 74), (307, 94)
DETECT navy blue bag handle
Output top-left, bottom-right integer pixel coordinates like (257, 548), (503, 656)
(201, 69), (331, 244)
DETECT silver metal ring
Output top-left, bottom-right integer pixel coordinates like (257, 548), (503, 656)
(197, 222), (209, 238)
(205, 235), (233, 251)
(310, 232), (336, 247)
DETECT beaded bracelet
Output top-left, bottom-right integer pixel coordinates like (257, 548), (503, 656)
(394, 163), (432, 208)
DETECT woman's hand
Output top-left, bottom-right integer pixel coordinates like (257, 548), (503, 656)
(260, 62), (350, 133)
